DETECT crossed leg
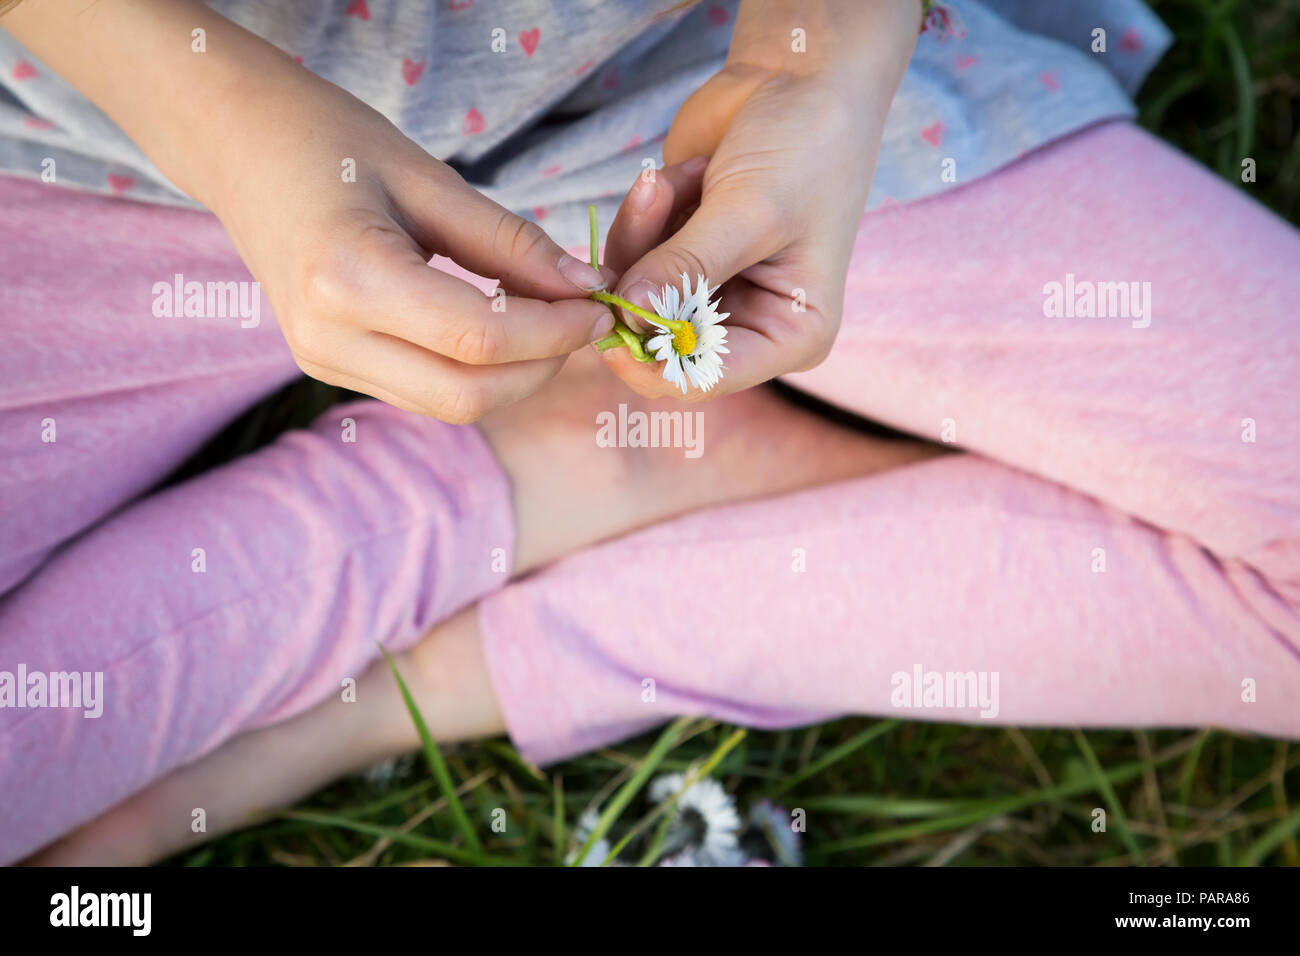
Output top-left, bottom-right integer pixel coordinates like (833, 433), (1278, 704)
(18, 120), (1300, 864)
(1, 169), (936, 865)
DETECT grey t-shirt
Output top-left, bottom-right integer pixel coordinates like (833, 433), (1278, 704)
(0, 0), (1169, 247)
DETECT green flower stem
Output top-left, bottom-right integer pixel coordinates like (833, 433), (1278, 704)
(586, 203), (657, 363)
(595, 323), (652, 362)
(589, 291), (681, 332)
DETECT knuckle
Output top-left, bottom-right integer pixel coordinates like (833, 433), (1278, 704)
(798, 340), (834, 372)
(491, 213), (551, 288)
(417, 158), (465, 192)
(504, 215), (550, 262)
(794, 319), (838, 372)
(709, 176), (789, 249)
(289, 348), (333, 384)
(451, 319), (503, 365)
(746, 192), (784, 238)
(438, 385), (489, 425)
(659, 245), (711, 285)
(282, 317), (324, 366)
(298, 251), (358, 318)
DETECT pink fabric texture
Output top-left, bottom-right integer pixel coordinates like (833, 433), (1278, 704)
(1, 120), (1298, 862)
(0, 178), (514, 862)
(479, 122), (1300, 764)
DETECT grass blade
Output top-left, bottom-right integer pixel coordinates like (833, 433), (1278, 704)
(821, 746), (1190, 855)
(281, 810), (515, 866)
(772, 719), (899, 795)
(378, 644), (482, 854)
(571, 717), (694, 866)
(1240, 806), (1300, 866)
(1073, 729), (1142, 863)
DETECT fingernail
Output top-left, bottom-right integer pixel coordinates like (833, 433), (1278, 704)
(621, 278), (658, 333)
(558, 253), (606, 291)
(628, 176), (657, 211)
(590, 307), (615, 342)
(681, 155), (709, 175)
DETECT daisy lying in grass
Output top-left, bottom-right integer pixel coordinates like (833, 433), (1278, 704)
(588, 205), (730, 394)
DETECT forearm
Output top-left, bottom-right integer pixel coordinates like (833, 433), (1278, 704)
(665, 0), (919, 165)
(2, 0), (315, 207)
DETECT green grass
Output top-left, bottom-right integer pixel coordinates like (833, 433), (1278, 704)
(1142, 0), (1300, 223)
(168, 0), (1300, 867)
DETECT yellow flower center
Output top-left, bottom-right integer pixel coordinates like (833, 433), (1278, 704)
(672, 321), (697, 356)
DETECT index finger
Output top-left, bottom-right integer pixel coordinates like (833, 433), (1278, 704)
(350, 236), (616, 365)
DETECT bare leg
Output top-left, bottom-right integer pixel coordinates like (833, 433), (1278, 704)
(27, 351), (940, 865)
(28, 607), (493, 866)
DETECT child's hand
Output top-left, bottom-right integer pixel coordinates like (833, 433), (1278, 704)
(213, 79), (614, 422)
(601, 0), (919, 399)
(5, 0), (613, 424)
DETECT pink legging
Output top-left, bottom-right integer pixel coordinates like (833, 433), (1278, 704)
(1, 121), (1298, 863)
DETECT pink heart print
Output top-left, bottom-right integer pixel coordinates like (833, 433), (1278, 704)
(448, 0), (474, 10)
(920, 121), (944, 147)
(518, 28), (540, 57)
(462, 108), (485, 135)
(1039, 71), (1061, 91)
(1119, 28), (1143, 52)
(12, 60), (38, 81)
(954, 54), (978, 70)
(707, 4), (729, 26)
(402, 58), (426, 85)
(345, 0), (370, 21)
(107, 174), (135, 196)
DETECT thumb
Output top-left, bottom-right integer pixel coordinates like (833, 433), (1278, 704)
(614, 192), (780, 331)
(662, 63), (771, 165)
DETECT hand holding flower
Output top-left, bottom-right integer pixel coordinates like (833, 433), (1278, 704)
(598, 0), (921, 400)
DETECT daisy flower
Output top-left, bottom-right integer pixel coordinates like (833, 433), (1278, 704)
(644, 273), (730, 394)
(649, 772), (745, 866)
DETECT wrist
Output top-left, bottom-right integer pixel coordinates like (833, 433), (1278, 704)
(727, 0), (921, 87)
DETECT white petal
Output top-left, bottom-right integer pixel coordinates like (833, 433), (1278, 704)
(647, 289), (666, 318)
(661, 354), (688, 393)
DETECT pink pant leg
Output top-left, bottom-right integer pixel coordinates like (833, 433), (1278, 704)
(0, 175), (300, 593)
(0, 176), (521, 862)
(0, 400), (514, 864)
(790, 121), (1300, 603)
(478, 121), (1300, 764)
